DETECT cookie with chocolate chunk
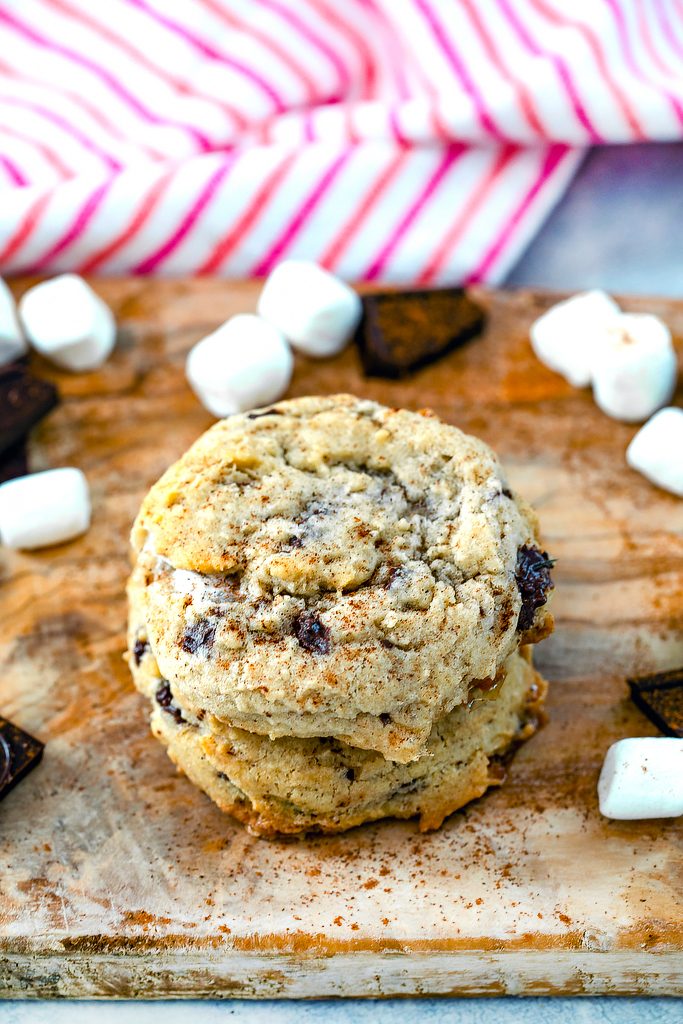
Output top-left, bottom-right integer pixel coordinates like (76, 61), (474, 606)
(128, 395), (552, 766)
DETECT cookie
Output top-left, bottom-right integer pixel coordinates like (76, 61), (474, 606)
(129, 395), (552, 763)
(132, 646), (546, 836)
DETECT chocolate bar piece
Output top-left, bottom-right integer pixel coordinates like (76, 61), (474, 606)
(0, 362), (58, 459)
(628, 668), (683, 738)
(0, 438), (28, 483)
(0, 715), (44, 800)
(356, 287), (485, 378)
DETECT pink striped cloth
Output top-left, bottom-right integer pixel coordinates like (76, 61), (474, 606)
(0, 0), (682, 284)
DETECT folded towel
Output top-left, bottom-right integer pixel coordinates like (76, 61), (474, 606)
(0, 0), (680, 282)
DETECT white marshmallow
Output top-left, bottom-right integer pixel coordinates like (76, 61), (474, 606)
(0, 278), (27, 365)
(530, 290), (621, 387)
(598, 737), (683, 820)
(257, 260), (362, 358)
(0, 468), (91, 550)
(186, 314), (293, 418)
(592, 314), (677, 422)
(19, 274), (116, 371)
(626, 407), (683, 496)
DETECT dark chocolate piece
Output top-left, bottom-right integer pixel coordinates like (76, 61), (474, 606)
(628, 668), (683, 738)
(0, 362), (58, 458)
(132, 638), (149, 665)
(0, 715), (44, 800)
(180, 620), (216, 655)
(0, 437), (28, 483)
(293, 612), (331, 654)
(515, 545), (555, 632)
(356, 287), (485, 378)
(155, 681), (186, 724)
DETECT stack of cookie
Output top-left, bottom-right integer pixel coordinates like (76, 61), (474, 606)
(127, 395), (553, 836)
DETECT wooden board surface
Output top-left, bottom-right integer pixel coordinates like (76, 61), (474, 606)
(1, 280), (682, 999)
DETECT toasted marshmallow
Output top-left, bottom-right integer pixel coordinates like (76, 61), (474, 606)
(19, 274), (116, 372)
(530, 290), (621, 387)
(592, 314), (676, 422)
(626, 407), (683, 496)
(0, 278), (27, 365)
(0, 467), (91, 549)
(258, 260), (362, 358)
(598, 737), (683, 820)
(186, 314), (293, 418)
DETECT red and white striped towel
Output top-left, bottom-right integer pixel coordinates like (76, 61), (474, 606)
(0, 0), (682, 283)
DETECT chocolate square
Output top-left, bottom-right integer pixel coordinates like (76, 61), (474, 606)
(628, 669), (683, 738)
(0, 438), (28, 483)
(0, 362), (58, 459)
(356, 287), (485, 378)
(0, 715), (44, 800)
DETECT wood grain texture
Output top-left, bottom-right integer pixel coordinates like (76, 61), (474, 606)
(1, 280), (682, 998)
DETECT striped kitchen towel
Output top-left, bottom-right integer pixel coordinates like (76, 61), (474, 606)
(0, 0), (682, 283)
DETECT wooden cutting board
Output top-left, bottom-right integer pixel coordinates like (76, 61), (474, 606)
(1, 280), (682, 999)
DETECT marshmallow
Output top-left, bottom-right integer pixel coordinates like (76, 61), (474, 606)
(0, 467), (91, 550)
(626, 407), (683, 496)
(530, 290), (621, 387)
(186, 314), (293, 418)
(19, 274), (116, 371)
(0, 278), (27, 365)
(598, 737), (683, 820)
(257, 260), (362, 358)
(592, 314), (677, 422)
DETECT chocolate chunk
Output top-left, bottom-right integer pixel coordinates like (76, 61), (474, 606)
(0, 362), (59, 458)
(356, 287), (485, 378)
(155, 681), (186, 724)
(132, 638), (149, 665)
(0, 715), (44, 800)
(515, 545), (555, 632)
(181, 620), (216, 655)
(628, 668), (683, 738)
(293, 612), (331, 654)
(0, 438), (28, 484)
(345, 767), (356, 782)
(379, 713), (392, 725)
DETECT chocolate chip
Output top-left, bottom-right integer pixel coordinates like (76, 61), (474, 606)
(515, 545), (555, 632)
(132, 638), (149, 665)
(0, 363), (59, 458)
(502, 487), (513, 499)
(180, 620), (216, 655)
(379, 713), (392, 725)
(247, 408), (282, 419)
(0, 715), (44, 800)
(155, 681), (185, 724)
(293, 612), (331, 654)
(628, 668), (683, 738)
(355, 288), (485, 379)
(345, 768), (356, 782)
